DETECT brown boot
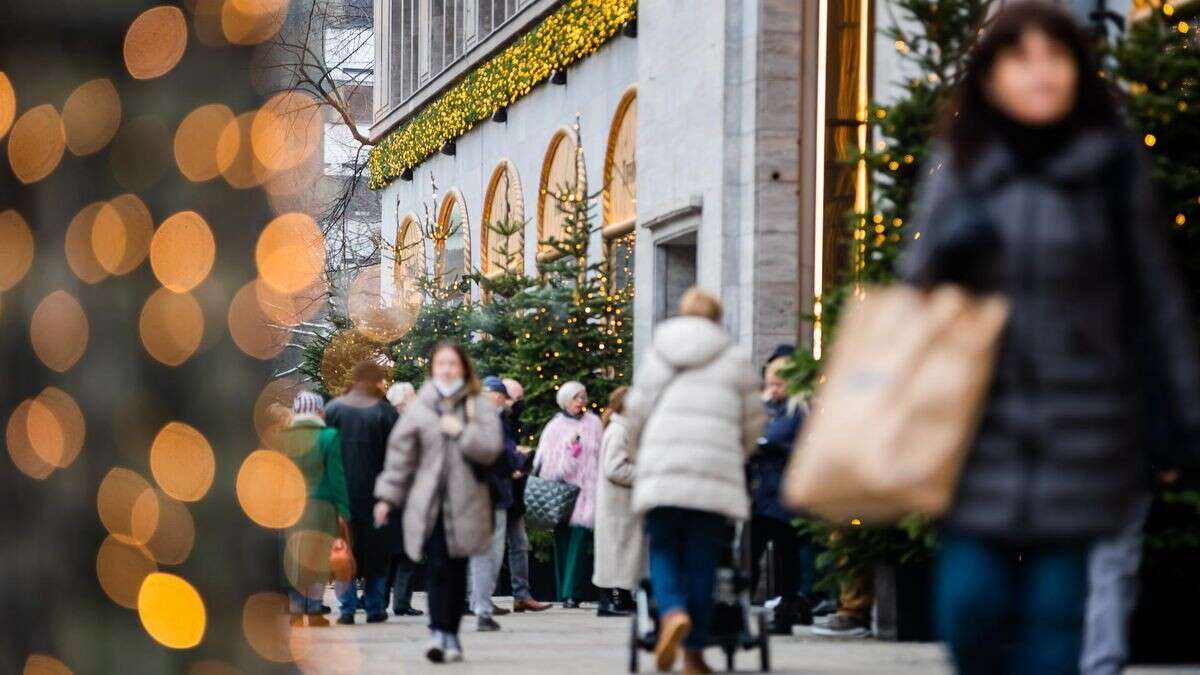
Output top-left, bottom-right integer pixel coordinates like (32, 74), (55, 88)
(513, 598), (552, 612)
(654, 610), (691, 672)
(682, 650), (712, 674)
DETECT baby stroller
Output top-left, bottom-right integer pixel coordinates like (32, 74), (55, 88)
(628, 521), (770, 672)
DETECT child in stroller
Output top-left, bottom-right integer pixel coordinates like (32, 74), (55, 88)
(629, 521), (770, 673)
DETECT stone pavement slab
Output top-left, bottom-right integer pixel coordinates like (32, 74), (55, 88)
(296, 593), (1198, 674)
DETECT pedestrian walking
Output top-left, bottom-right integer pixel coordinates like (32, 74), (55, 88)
(749, 357), (811, 635)
(903, 4), (1200, 674)
(325, 360), (400, 625)
(466, 376), (529, 631)
(278, 391), (350, 628)
(591, 385), (640, 617)
(384, 381), (422, 618)
(374, 342), (503, 664)
(503, 378), (552, 613)
(535, 380), (604, 608)
(624, 288), (764, 674)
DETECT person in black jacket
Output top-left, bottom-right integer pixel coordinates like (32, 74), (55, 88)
(325, 360), (400, 625)
(904, 4), (1200, 673)
(467, 376), (530, 630)
(748, 357), (810, 635)
(503, 378), (551, 613)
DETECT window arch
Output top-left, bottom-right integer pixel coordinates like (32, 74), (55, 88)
(603, 87), (637, 235)
(537, 127), (586, 259)
(392, 212), (426, 307)
(604, 87), (637, 291)
(435, 188), (470, 291)
(481, 160), (525, 276)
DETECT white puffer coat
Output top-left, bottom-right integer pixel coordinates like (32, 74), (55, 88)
(625, 316), (763, 521)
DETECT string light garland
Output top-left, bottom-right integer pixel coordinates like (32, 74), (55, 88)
(368, 0), (636, 189)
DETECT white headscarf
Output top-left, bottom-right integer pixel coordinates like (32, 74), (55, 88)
(386, 382), (417, 407)
(556, 381), (586, 411)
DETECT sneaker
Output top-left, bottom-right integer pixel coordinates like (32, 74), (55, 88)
(424, 631), (446, 663)
(476, 615), (501, 632)
(444, 633), (464, 662)
(393, 607), (424, 617)
(811, 598), (837, 617)
(810, 614), (870, 638)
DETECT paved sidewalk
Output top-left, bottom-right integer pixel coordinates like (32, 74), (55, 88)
(295, 593), (1197, 674)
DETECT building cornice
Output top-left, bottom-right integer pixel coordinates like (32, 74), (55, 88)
(368, 0), (636, 191)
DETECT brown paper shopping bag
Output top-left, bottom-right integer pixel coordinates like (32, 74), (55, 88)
(782, 284), (1009, 524)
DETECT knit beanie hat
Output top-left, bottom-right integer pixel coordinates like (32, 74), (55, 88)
(293, 391), (324, 416)
(556, 381), (586, 411)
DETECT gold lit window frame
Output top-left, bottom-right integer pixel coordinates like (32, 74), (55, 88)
(602, 86), (637, 240)
(393, 212), (426, 307)
(435, 188), (471, 295)
(537, 127), (585, 265)
(810, 0), (872, 359)
(481, 159), (526, 277)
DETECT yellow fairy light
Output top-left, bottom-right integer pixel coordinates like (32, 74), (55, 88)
(1177, 20), (1189, 33)
(1164, 3), (1176, 16)
(1144, 133), (1157, 147)
(1175, 213), (1186, 226)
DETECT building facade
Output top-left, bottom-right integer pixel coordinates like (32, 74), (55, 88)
(367, 0), (1131, 366)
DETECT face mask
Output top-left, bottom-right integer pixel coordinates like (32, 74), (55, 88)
(433, 378), (464, 397)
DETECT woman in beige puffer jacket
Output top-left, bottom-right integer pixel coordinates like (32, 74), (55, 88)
(374, 342), (502, 664)
(624, 288), (763, 674)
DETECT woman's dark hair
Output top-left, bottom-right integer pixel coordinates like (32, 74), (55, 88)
(603, 385), (629, 426)
(940, 0), (1122, 167)
(427, 341), (481, 396)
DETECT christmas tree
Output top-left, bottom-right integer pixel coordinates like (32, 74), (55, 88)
(1113, 7), (1200, 309)
(493, 121), (633, 443)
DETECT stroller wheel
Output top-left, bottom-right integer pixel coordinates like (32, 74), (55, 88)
(628, 612), (639, 673)
(757, 613), (771, 672)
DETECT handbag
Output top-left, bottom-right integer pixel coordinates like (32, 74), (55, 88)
(329, 519), (356, 583)
(782, 284), (1008, 524)
(523, 469), (581, 531)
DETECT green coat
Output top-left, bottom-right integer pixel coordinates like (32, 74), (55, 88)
(278, 417), (351, 523)
(278, 416), (351, 591)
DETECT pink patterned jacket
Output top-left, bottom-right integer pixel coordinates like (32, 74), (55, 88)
(536, 411), (605, 528)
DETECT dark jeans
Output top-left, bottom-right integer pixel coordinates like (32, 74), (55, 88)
(936, 533), (1089, 675)
(425, 515), (468, 634)
(336, 575), (387, 617)
(750, 515), (799, 603)
(386, 553), (419, 612)
(645, 507), (727, 651)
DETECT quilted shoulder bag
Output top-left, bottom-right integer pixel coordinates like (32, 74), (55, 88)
(523, 463), (581, 531)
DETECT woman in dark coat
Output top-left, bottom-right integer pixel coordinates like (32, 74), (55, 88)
(748, 357), (808, 635)
(324, 360), (400, 624)
(904, 4), (1200, 674)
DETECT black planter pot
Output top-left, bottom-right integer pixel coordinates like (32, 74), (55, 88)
(873, 561), (934, 642)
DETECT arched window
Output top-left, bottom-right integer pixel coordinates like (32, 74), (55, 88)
(604, 87), (636, 291)
(481, 161), (525, 276)
(435, 189), (470, 292)
(537, 128), (585, 260)
(392, 212), (426, 307)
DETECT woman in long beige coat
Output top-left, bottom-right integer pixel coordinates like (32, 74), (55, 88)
(374, 342), (502, 664)
(592, 386), (642, 616)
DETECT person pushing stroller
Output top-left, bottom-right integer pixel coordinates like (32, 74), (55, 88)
(624, 288), (765, 673)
